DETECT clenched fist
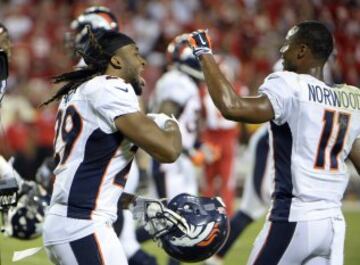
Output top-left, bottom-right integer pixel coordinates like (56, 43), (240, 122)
(187, 29), (212, 58)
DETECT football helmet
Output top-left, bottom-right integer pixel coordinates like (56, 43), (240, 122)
(157, 193), (229, 263)
(68, 6), (119, 48)
(1, 182), (50, 239)
(167, 35), (204, 80)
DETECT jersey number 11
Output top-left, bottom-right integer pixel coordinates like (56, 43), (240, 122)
(314, 110), (351, 171)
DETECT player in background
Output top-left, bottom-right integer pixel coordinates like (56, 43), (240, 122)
(69, 7), (157, 265)
(148, 34), (202, 201)
(41, 28), (182, 265)
(205, 54), (336, 265)
(0, 23), (11, 156)
(0, 155), (50, 239)
(66, 6), (119, 69)
(147, 34), (203, 265)
(188, 21), (360, 265)
(0, 23), (11, 69)
(0, 23), (11, 55)
(201, 55), (245, 217)
(204, 125), (271, 265)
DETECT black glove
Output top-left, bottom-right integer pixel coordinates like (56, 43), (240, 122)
(187, 29), (213, 58)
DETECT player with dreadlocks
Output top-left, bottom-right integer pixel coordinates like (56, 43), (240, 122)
(67, 7), (158, 265)
(42, 28), (184, 265)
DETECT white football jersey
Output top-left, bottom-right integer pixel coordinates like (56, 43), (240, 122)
(203, 91), (238, 130)
(150, 69), (201, 150)
(259, 71), (360, 222)
(49, 75), (140, 223)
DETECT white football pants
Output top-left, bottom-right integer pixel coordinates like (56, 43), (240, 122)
(45, 222), (127, 265)
(247, 214), (345, 265)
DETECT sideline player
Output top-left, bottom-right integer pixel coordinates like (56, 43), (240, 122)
(68, 6), (119, 68)
(148, 34), (202, 201)
(42, 29), (182, 265)
(147, 34), (203, 265)
(205, 125), (270, 265)
(201, 56), (242, 217)
(188, 21), (360, 264)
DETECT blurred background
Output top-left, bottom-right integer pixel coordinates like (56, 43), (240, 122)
(0, 0), (360, 264)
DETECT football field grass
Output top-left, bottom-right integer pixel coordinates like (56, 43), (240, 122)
(1, 210), (359, 265)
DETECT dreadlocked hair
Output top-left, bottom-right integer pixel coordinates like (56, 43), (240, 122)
(41, 26), (110, 106)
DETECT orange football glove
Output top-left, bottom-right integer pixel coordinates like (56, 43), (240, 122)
(188, 142), (221, 167)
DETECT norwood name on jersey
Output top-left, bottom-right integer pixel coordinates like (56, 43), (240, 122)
(259, 71), (360, 222)
(308, 83), (360, 110)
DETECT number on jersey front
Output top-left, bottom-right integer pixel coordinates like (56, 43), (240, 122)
(314, 110), (351, 170)
(54, 105), (83, 167)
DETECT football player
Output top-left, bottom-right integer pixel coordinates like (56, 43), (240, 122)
(201, 55), (243, 217)
(205, 55), (336, 265)
(0, 155), (50, 240)
(41, 29), (182, 265)
(207, 125), (270, 264)
(0, 23), (10, 102)
(188, 21), (360, 265)
(148, 34), (203, 201)
(68, 7), (158, 265)
(67, 6), (119, 69)
(147, 34), (204, 265)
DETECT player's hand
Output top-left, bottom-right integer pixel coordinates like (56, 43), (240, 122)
(187, 29), (212, 58)
(200, 142), (221, 164)
(128, 196), (159, 223)
(188, 143), (221, 166)
(147, 113), (179, 130)
(129, 196), (189, 239)
(143, 201), (190, 240)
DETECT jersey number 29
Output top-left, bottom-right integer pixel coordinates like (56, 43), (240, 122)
(54, 106), (83, 167)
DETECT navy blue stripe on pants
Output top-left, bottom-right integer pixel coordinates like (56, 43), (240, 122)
(253, 222), (297, 265)
(70, 233), (104, 265)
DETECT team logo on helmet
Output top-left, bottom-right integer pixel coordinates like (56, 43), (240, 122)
(169, 221), (221, 248)
(158, 193), (230, 263)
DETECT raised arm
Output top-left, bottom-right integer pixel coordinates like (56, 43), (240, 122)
(115, 111), (182, 163)
(199, 54), (274, 123)
(188, 30), (274, 124)
(349, 138), (360, 175)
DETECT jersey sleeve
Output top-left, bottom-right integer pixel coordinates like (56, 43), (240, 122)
(91, 78), (140, 131)
(158, 84), (191, 106)
(259, 72), (296, 125)
(155, 73), (196, 106)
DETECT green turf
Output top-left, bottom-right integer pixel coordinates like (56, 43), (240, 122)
(1, 211), (359, 265)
